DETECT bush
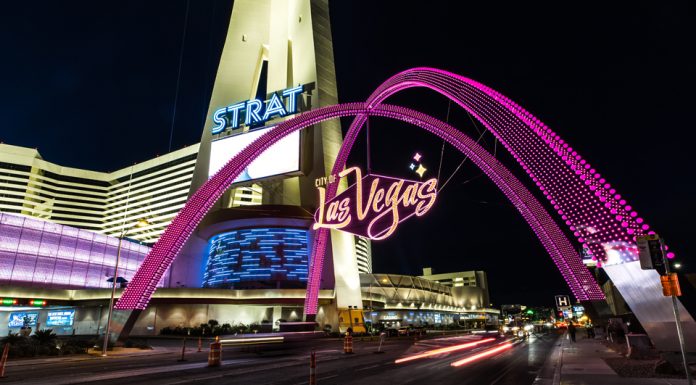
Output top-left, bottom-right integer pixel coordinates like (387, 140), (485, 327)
(59, 338), (91, 355)
(122, 340), (152, 350)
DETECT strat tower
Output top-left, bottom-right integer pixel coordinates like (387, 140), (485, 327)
(167, 0), (363, 325)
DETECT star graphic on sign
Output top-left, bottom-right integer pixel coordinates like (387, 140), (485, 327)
(409, 163), (416, 170)
(413, 152), (422, 162)
(415, 164), (427, 177)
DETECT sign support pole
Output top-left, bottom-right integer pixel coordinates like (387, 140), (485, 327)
(660, 239), (692, 385)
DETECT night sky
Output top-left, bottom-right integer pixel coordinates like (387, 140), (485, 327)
(1, 1), (693, 307)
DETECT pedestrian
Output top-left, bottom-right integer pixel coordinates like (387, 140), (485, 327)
(585, 324), (594, 339)
(568, 322), (577, 342)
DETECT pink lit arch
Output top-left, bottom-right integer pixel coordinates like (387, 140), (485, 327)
(116, 104), (601, 311)
(116, 68), (658, 312)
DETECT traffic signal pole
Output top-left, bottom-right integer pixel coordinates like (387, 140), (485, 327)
(660, 239), (693, 385)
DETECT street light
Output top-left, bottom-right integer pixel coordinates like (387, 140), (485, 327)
(102, 218), (149, 357)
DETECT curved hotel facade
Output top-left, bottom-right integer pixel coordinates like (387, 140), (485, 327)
(0, 0), (496, 336)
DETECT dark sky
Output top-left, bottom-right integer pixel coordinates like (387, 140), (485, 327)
(1, 1), (693, 308)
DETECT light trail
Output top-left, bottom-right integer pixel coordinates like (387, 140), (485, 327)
(450, 342), (513, 367)
(395, 338), (495, 364)
(219, 336), (284, 345)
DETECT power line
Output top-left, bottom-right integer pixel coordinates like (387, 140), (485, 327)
(167, 0), (191, 153)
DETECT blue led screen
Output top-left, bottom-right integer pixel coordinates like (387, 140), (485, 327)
(203, 228), (309, 288)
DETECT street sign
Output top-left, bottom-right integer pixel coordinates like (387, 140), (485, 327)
(636, 234), (665, 273)
(555, 295), (571, 310)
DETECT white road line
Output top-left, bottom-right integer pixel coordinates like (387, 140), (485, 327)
(355, 364), (381, 372)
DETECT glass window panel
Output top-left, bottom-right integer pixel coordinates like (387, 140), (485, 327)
(69, 260), (88, 287)
(38, 231), (61, 258)
(0, 250), (17, 281)
(41, 221), (62, 235)
(17, 227), (42, 255)
(57, 234), (78, 261)
(73, 237), (93, 263)
(0, 224), (21, 252)
(51, 260), (72, 286)
(11, 253), (37, 283)
(32, 256), (56, 285)
(21, 217), (44, 231)
(0, 213), (25, 227)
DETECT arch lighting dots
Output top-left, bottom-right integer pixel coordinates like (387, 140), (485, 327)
(116, 68), (660, 313)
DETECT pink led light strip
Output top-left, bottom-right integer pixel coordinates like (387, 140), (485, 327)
(304, 68), (630, 314)
(304, 104), (602, 315)
(366, 68), (660, 264)
(116, 101), (602, 311)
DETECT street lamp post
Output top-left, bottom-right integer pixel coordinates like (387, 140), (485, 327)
(102, 219), (149, 357)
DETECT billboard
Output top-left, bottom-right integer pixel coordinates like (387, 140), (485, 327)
(8, 312), (38, 328)
(46, 309), (75, 327)
(208, 125), (300, 182)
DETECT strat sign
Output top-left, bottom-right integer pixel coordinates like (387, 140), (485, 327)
(211, 85), (305, 134)
(313, 167), (438, 240)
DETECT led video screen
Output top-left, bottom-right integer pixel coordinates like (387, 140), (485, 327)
(46, 309), (75, 326)
(208, 125), (300, 182)
(8, 312), (38, 328)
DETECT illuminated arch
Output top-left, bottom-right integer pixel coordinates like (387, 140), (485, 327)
(115, 101), (602, 310)
(350, 68), (655, 263)
(304, 68), (665, 315)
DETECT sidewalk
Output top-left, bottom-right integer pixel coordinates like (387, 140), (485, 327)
(5, 346), (182, 367)
(535, 333), (689, 385)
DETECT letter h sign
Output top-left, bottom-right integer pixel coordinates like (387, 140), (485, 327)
(555, 295), (570, 310)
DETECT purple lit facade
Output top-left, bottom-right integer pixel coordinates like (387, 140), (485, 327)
(116, 68), (660, 314)
(0, 212), (154, 289)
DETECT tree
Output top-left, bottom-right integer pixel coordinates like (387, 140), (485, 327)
(31, 329), (57, 346)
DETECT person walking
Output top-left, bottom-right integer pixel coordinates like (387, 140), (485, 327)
(568, 322), (577, 342)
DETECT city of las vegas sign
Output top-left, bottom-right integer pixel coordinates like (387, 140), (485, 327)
(313, 167), (438, 240)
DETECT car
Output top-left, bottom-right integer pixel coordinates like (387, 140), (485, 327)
(382, 328), (399, 337)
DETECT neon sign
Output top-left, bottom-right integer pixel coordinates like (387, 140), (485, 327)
(211, 85), (305, 134)
(313, 167), (438, 240)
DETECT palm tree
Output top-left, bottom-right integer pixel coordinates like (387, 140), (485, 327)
(1, 332), (25, 345)
(31, 329), (57, 346)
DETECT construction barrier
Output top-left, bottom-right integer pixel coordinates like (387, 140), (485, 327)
(0, 343), (9, 378)
(343, 332), (353, 354)
(309, 350), (317, 385)
(208, 336), (221, 367)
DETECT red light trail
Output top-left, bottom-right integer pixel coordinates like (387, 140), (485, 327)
(450, 342), (513, 367)
(395, 338), (495, 364)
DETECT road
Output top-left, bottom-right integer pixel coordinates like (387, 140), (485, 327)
(2, 331), (560, 384)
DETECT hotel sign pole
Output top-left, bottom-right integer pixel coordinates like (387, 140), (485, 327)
(101, 219), (147, 357)
(102, 231), (125, 357)
(660, 238), (692, 385)
(638, 234), (692, 384)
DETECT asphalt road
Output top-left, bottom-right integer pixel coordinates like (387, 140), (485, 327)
(1, 331), (560, 385)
